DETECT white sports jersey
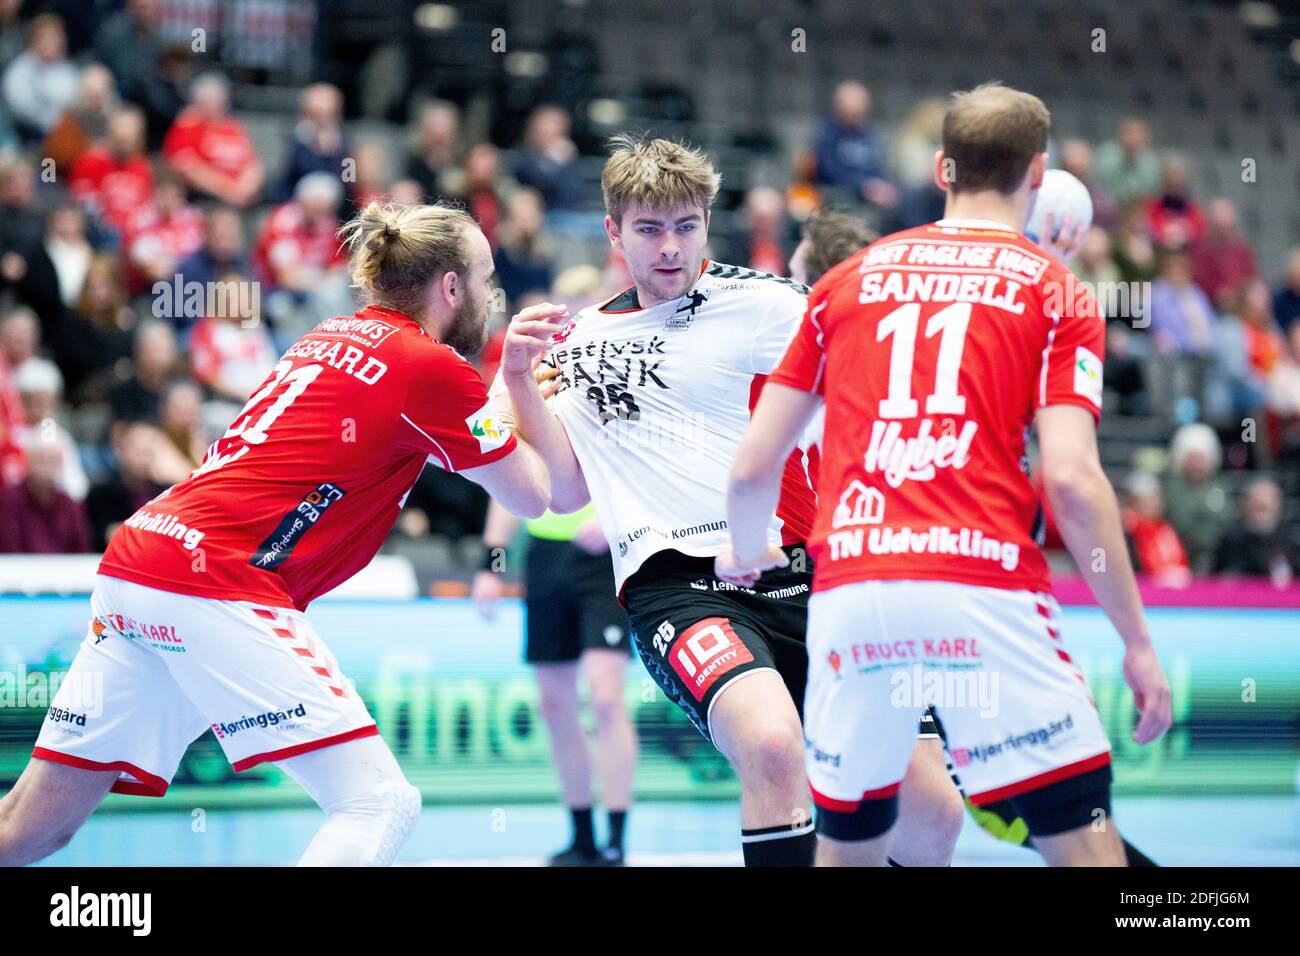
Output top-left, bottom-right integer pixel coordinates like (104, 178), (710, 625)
(547, 260), (813, 593)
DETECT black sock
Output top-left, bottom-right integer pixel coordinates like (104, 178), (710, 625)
(740, 821), (816, 867)
(1123, 838), (1158, 867)
(569, 807), (596, 854)
(607, 809), (627, 851)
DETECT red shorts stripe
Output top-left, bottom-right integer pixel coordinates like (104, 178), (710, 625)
(32, 747), (169, 797)
(229, 723), (379, 772)
(966, 750), (1112, 806)
(809, 780), (902, 812)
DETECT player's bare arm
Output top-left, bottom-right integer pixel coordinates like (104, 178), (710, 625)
(720, 383), (821, 585)
(498, 302), (592, 513)
(1035, 403), (1173, 744)
(461, 441), (551, 519)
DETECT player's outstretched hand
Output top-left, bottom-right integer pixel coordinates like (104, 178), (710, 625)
(501, 302), (568, 377)
(472, 569), (504, 620)
(1124, 645), (1172, 744)
(714, 542), (789, 588)
(1040, 211), (1087, 263)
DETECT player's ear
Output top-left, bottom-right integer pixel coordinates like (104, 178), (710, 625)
(1028, 151), (1048, 190)
(604, 213), (622, 252)
(439, 268), (458, 307)
(932, 149), (950, 193)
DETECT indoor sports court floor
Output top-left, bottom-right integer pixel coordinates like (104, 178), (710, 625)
(35, 795), (1300, 866)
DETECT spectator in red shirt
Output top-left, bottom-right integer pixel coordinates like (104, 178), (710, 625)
(0, 436), (92, 553)
(1122, 471), (1191, 587)
(0, 306), (35, 485)
(70, 105), (153, 237)
(254, 171), (346, 295)
(1191, 198), (1259, 313)
(190, 269), (277, 405)
(124, 169), (205, 294)
(162, 71), (263, 207)
(456, 143), (507, 251)
(1144, 155), (1205, 248)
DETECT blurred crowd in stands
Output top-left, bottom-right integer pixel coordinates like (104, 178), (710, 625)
(0, 2), (1294, 587)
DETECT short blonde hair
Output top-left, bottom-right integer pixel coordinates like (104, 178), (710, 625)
(338, 201), (478, 317)
(601, 134), (720, 226)
(942, 83), (1050, 195)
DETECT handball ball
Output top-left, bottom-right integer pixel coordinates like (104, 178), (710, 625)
(1024, 169), (1094, 263)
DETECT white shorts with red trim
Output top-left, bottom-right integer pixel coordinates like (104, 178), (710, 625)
(803, 578), (1111, 813)
(33, 574), (377, 797)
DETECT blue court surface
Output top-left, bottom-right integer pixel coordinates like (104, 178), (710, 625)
(35, 795), (1300, 866)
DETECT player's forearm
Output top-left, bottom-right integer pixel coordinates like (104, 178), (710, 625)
(727, 445), (784, 564)
(502, 368), (589, 512)
(491, 437), (551, 518)
(1046, 466), (1153, 651)
(482, 497), (520, 549)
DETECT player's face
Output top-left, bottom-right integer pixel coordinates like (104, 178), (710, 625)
(608, 202), (709, 307)
(789, 237), (812, 286)
(441, 229), (495, 357)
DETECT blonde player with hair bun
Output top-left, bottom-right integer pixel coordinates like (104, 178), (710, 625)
(1, 201), (555, 866)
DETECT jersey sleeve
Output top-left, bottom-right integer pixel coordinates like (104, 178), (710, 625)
(1036, 275), (1106, 422)
(748, 284), (806, 374)
(768, 294), (830, 395)
(401, 344), (518, 472)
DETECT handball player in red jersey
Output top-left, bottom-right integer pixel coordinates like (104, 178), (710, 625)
(723, 84), (1172, 866)
(0, 202), (553, 866)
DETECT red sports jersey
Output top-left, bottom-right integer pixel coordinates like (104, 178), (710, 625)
(770, 219), (1104, 594)
(100, 305), (516, 609)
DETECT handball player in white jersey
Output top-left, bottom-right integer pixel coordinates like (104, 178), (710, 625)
(493, 136), (964, 866)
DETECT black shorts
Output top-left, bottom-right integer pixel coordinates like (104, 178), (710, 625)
(524, 537), (631, 663)
(624, 547), (813, 741)
(624, 547), (941, 743)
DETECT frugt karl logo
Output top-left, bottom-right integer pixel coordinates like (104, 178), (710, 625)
(211, 702), (307, 739)
(864, 418), (978, 487)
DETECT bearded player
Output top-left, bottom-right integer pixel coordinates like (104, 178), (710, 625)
(493, 136), (964, 867)
(724, 84), (1172, 866)
(0, 202), (553, 866)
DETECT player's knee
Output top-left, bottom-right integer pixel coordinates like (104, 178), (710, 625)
(587, 688), (625, 728)
(922, 784), (966, 851)
(536, 686), (576, 725)
(742, 725), (804, 790)
(343, 777), (421, 867)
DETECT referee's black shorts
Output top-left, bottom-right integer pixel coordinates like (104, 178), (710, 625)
(524, 537), (631, 663)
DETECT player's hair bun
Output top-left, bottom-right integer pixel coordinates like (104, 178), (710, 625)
(337, 200), (478, 316)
